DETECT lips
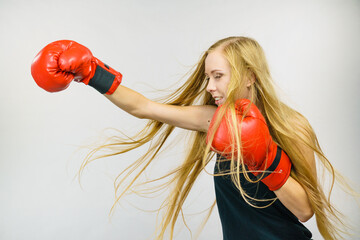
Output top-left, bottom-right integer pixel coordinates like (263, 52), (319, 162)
(213, 96), (223, 105)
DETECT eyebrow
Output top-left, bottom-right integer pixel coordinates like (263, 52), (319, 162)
(204, 69), (222, 75)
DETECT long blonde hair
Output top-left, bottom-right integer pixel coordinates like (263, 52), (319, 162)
(79, 36), (353, 239)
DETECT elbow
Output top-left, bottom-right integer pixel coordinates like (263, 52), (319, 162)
(129, 101), (150, 119)
(298, 209), (314, 223)
(131, 109), (147, 119)
(126, 94), (150, 119)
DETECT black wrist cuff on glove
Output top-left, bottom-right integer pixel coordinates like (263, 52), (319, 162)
(88, 64), (115, 94)
(255, 146), (282, 181)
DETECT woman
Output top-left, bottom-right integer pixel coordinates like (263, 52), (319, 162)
(31, 37), (350, 239)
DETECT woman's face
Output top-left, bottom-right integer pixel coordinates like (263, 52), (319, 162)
(205, 49), (232, 106)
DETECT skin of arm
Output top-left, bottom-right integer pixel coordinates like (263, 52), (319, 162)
(105, 85), (217, 132)
(273, 140), (316, 222)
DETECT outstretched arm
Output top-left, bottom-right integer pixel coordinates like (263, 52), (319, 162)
(106, 85), (217, 132)
(31, 40), (217, 133)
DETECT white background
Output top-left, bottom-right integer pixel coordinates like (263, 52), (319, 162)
(1, 0), (359, 239)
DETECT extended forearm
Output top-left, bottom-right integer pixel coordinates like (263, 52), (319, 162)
(106, 85), (217, 131)
(105, 85), (149, 119)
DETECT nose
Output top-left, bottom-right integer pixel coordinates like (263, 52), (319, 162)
(206, 78), (216, 93)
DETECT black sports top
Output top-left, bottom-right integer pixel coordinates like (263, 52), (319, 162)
(214, 154), (312, 240)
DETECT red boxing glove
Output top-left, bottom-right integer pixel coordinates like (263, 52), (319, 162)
(207, 99), (291, 191)
(31, 40), (122, 94)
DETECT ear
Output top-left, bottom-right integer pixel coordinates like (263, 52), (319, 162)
(246, 71), (256, 87)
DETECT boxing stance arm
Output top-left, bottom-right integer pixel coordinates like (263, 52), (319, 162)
(274, 176), (314, 222)
(274, 140), (316, 222)
(208, 99), (315, 222)
(106, 85), (217, 132)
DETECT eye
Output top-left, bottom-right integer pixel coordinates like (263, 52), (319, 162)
(215, 74), (222, 79)
(204, 76), (210, 81)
